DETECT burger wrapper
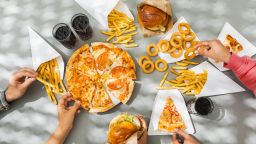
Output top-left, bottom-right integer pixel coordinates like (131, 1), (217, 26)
(28, 27), (64, 79)
(137, 0), (173, 37)
(75, 0), (134, 29)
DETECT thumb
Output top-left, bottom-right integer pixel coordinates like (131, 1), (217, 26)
(21, 77), (36, 88)
(71, 101), (81, 114)
(174, 129), (189, 139)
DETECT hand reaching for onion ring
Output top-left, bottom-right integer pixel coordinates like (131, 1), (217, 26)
(195, 40), (231, 63)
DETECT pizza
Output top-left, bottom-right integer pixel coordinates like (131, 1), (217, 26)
(158, 97), (186, 132)
(224, 34), (243, 54)
(91, 42), (123, 75)
(66, 43), (136, 112)
(104, 77), (134, 104)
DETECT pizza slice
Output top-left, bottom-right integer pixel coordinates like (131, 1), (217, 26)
(91, 42), (123, 75)
(66, 44), (99, 79)
(158, 97), (186, 132)
(66, 67), (96, 110)
(89, 81), (114, 113)
(102, 50), (136, 81)
(104, 77), (134, 104)
(224, 34), (243, 54)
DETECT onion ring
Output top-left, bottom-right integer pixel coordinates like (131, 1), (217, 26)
(183, 41), (193, 50)
(169, 47), (183, 58)
(170, 37), (182, 48)
(171, 32), (183, 40)
(155, 59), (168, 72)
(184, 47), (197, 60)
(182, 32), (196, 41)
(157, 40), (170, 52)
(178, 23), (191, 35)
(138, 55), (151, 67)
(142, 61), (155, 74)
(146, 44), (158, 57)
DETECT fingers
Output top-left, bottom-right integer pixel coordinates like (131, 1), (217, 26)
(21, 77), (36, 89)
(136, 115), (147, 130)
(58, 95), (69, 109)
(70, 101), (81, 114)
(171, 133), (179, 144)
(174, 129), (189, 139)
(13, 68), (38, 80)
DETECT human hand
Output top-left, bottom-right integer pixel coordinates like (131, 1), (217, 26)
(137, 115), (148, 144)
(47, 93), (80, 144)
(5, 68), (38, 103)
(57, 93), (81, 132)
(195, 40), (231, 63)
(171, 129), (200, 144)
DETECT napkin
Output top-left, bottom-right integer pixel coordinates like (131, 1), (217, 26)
(148, 90), (195, 135)
(190, 61), (245, 96)
(158, 17), (200, 63)
(75, 0), (134, 29)
(209, 22), (256, 71)
(28, 27), (64, 79)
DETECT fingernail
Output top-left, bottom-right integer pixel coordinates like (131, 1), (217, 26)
(65, 92), (71, 96)
(76, 101), (81, 106)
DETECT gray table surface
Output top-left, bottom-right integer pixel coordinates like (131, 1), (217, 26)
(0, 0), (256, 144)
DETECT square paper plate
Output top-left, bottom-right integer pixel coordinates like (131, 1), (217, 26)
(190, 61), (245, 96)
(209, 22), (256, 71)
(148, 90), (195, 135)
(158, 17), (200, 63)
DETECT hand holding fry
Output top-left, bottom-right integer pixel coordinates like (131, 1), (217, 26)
(195, 40), (231, 63)
(5, 68), (38, 102)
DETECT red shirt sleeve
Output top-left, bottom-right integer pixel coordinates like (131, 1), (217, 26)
(224, 54), (256, 96)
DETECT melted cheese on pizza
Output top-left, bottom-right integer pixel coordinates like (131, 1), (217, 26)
(158, 97), (186, 132)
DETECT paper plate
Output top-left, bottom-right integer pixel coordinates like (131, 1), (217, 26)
(158, 17), (200, 63)
(209, 22), (256, 71)
(148, 89), (195, 135)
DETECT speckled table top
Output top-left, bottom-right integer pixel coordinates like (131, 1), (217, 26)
(0, 0), (256, 144)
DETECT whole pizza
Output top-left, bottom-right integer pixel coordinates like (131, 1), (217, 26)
(66, 42), (136, 113)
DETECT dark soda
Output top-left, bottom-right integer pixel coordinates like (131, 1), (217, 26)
(195, 97), (214, 115)
(71, 13), (93, 41)
(53, 23), (76, 49)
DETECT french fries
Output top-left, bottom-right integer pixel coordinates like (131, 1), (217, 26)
(36, 58), (66, 104)
(101, 10), (138, 48)
(165, 69), (208, 95)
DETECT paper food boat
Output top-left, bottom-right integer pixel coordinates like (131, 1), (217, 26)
(148, 89), (195, 135)
(209, 22), (256, 71)
(190, 61), (245, 96)
(28, 27), (64, 79)
(75, 0), (134, 29)
(158, 17), (200, 63)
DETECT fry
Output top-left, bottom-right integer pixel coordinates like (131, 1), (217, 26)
(160, 72), (169, 87)
(102, 9), (138, 48)
(36, 58), (66, 104)
(164, 69), (208, 96)
(181, 60), (200, 65)
(176, 62), (189, 67)
(172, 66), (188, 70)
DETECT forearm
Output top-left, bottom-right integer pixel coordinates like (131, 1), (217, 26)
(47, 126), (71, 144)
(224, 54), (256, 94)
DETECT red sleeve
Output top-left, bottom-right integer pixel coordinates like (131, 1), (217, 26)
(224, 54), (256, 96)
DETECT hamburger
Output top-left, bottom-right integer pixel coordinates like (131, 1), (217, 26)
(137, 0), (173, 37)
(107, 114), (146, 144)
